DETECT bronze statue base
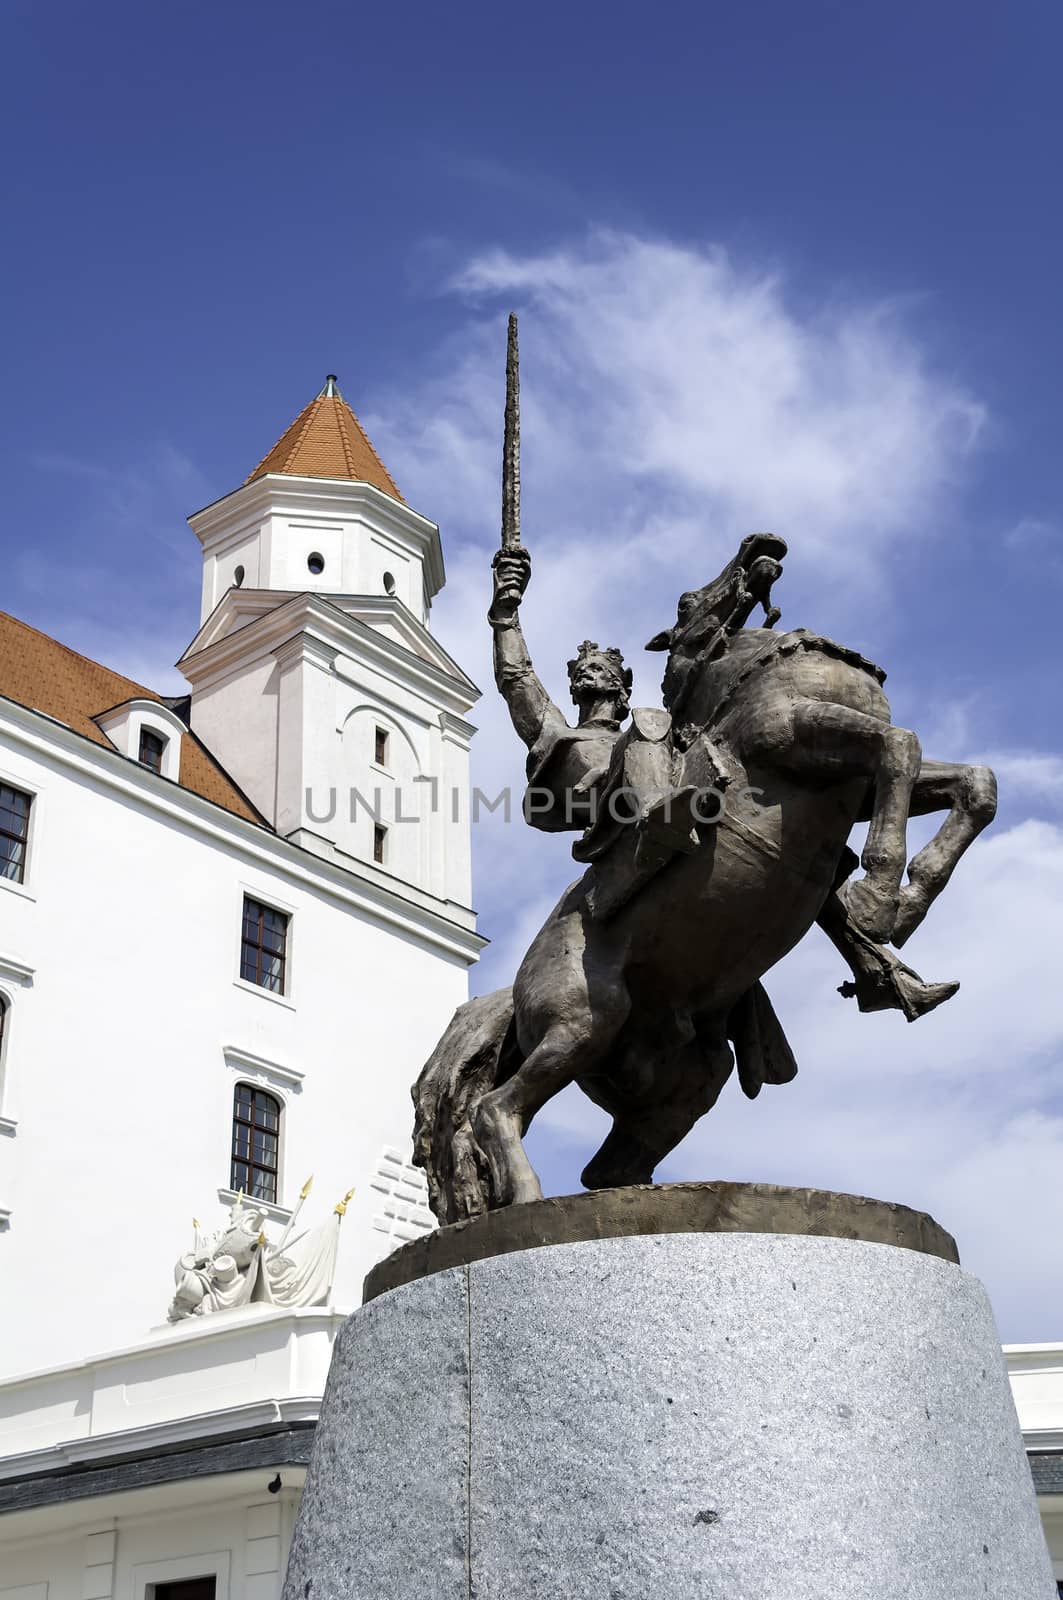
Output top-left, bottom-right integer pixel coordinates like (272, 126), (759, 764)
(362, 1179), (959, 1303)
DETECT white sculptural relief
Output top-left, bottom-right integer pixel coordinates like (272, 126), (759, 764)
(168, 1180), (352, 1322)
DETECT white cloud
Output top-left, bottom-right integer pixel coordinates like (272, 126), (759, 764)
(1004, 516), (1059, 549)
(974, 751), (1063, 809)
(368, 227), (992, 992)
(367, 231), (1063, 1338)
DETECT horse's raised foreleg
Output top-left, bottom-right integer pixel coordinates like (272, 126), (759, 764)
(891, 760), (997, 946)
(767, 700), (922, 943)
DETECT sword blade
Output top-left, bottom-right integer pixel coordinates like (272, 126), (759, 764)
(501, 312), (521, 550)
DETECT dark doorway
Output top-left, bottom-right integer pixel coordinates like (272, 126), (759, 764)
(154, 1580), (217, 1600)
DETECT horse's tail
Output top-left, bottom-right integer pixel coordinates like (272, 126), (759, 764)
(412, 986), (518, 1226)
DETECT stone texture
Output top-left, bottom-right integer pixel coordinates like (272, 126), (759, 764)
(286, 1233), (1054, 1600)
(282, 1265), (470, 1600)
(363, 1180), (958, 1302)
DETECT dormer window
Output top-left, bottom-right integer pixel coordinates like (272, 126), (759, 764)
(374, 727), (389, 767)
(138, 728), (167, 774)
(95, 700), (185, 781)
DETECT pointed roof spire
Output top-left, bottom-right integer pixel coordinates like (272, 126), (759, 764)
(245, 375), (403, 501)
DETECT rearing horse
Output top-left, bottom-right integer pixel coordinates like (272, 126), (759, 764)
(415, 536), (996, 1221)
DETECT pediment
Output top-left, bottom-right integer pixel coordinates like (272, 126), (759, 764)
(179, 589), (478, 702)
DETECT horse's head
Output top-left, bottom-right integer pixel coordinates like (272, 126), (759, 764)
(646, 533), (787, 715)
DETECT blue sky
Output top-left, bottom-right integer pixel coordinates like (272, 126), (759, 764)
(2, 2), (1061, 1336)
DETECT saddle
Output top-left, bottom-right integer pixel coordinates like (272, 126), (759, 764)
(577, 707), (729, 922)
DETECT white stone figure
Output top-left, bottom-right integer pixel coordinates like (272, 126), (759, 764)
(167, 1180), (353, 1322)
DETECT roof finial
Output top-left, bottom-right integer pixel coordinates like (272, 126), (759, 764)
(321, 374), (341, 398)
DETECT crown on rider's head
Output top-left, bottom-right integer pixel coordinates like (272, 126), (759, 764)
(567, 640), (633, 714)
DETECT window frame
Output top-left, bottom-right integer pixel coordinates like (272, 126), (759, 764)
(138, 726), (168, 774)
(0, 958), (34, 1134)
(239, 894), (290, 995)
(134, 1552), (230, 1600)
(233, 886), (296, 1008)
(0, 990), (11, 1133)
(0, 769), (39, 900)
(229, 1080), (282, 1205)
(0, 780), (33, 889)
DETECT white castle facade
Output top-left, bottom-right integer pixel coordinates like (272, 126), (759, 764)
(0, 379), (483, 1597)
(0, 378), (1060, 1594)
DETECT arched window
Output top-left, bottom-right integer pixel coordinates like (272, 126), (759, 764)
(230, 1083), (281, 1204)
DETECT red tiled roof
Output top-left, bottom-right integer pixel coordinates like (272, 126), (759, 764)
(245, 376), (403, 502)
(0, 612), (265, 825)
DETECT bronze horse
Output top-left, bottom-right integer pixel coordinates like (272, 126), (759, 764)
(414, 533), (996, 1225)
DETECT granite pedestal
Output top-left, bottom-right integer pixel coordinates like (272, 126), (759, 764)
(283, 1183), (1054, 1599)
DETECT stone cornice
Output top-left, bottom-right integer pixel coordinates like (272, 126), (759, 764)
(180, 591), (479, 713)
(0, 697), (483, 962)
(187, 474), (445, 598)
(222, 1045), (305, 1096)
(0, 953), (35, 988)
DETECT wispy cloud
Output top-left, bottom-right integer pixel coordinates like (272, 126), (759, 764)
(369, 229), (1063, 1338)
(1004, 515), (1059, 549)
(368, 226), (993, 964)
(972, 750), (1063, 809)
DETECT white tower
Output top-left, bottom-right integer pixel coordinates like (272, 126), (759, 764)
(181, 377), (478, 905)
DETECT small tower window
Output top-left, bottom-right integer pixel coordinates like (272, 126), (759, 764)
(373, 823), (387, 865)
(0, 783), (32, 884)
(374, 726), (389, 767)
(138, 728), (167, 774)
(230, 1083), (281, 1204)
(307, 552), (325, 576)
(234, 564), (245, 588)
(240, 895), (289, 994)
(383, 571), (396, 596)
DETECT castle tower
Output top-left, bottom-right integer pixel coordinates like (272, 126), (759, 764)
(181, 378), (478, 905)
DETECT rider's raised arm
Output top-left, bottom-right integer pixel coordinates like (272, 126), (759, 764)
(489, 547), (569, 752)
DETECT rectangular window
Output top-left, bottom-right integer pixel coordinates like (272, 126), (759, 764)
(373, 823), (387, 865)
(0, 784), (31, 885)
(154, 1583), (217, 1600)
(138, 728), (167, 773)
(374, 726), (389, 767)
(240, 896), (289, 994)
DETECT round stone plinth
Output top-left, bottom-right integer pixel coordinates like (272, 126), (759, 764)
(363, 1180), (959, 1302)
(285, 1210), (1053, 1599)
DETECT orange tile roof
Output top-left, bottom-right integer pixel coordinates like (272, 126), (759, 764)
(245, 376), (404, 502)
(0, 612), (265, 825)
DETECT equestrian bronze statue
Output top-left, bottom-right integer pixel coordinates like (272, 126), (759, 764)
(413, 316), (997, 1224)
